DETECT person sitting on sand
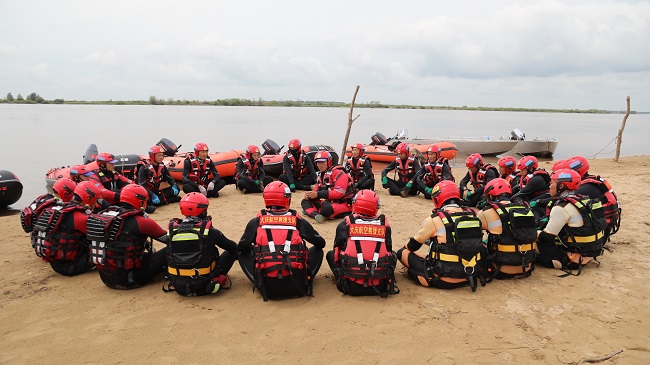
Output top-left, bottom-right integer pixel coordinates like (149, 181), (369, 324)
(88, 152), (133, 207)
(238, 181), (325, 301)
(136, 145), (181, 213)
(182, 142), (226, 198)
(459, 153), (498, 207)
(326, 189), (398, 297)
(279, 138), (318, 192)
(414, 144), (454, 200)
(511, 156), (550, 203)
(301, 151), (355, 223)
(344, 143), (375, 191)
(380, 143), (419, 197)
(235, 144), (273, 194)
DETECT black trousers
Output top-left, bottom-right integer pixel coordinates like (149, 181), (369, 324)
(384, 178), (418, 196)
(183, 180), (226, 198)
(236, 176), (274, 194)
(98, 248), (168, 290)
(279, 174), (315, 191)
(326, 250), (396, 296)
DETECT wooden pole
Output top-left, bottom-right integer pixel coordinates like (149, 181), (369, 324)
(614, 96), (630, 162)
(340, 85), (361, 165)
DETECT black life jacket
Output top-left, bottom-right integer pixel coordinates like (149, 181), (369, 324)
(336, 214), (396, 297)
(427, 209), (485, 291)
(254, 209), (309, 301)
(345, 156), (372, 182)
(395, 156), (417, 182)
(286, 152), (310, 179)
(86, 207), (147, 272)
(555, 195), (607, 260)
(185, 152), (212, 186)
(136, 159), (165, 192)
(237, 154), (262, 181)
(21, 193), (56, 233)
(166, 217), (219, 296)
(581, 175), (621, 238)
(32, 203), (88, 262)
(317, 166), (356, 203)
(469, 164), (498, 189)
(486, 201), (538, 276)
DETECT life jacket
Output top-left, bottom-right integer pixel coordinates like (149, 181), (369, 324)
(185, 152), (212, 186)
(165, 217), (219, 296)
(519, 169), (551, 198)
(86, 207), (147, 272)
(581, 175), (621, 238)
(254, 209), (309, 301)
(286, 152), (310, 180)
(21, 194), (57, 233)
(318, 166), (356, 203)
(237, 154), (262, 181)
(555, 194), (607, 269)
(136, 159), (164, 192)
(32, 203), (88, 262)
(485, 202), (538, 277)
(345, 156), (372, 183)
(92, 170), (123, 191)
(335, 214), (396, 297)
(469, 164), (498, 189)
(422, 158), (454, 186)
(503, 172), (521, 188)
(427, 209), (486, 291)
(395, 156), (417, 182)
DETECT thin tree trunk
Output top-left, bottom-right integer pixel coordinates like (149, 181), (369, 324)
(614, 96), (630, 162)
(340, 85), (361, 165)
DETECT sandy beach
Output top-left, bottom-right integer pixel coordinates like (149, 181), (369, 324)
(1, 156), (649, 365)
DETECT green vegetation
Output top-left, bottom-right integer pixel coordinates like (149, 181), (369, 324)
(0, 92), (633, 114)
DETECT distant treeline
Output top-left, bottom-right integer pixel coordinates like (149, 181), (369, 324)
(1, 92), (638, 114)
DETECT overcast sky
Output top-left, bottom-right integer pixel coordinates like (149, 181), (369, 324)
(1, 0), (649, 111)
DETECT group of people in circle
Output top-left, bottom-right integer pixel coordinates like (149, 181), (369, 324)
(19, 138), (621, 300)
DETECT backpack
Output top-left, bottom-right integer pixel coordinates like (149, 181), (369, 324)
(487, 202), (538, 278)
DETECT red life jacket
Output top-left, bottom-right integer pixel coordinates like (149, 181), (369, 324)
(286, 152), (310, 179)
(137, 159), (164, 192)
(237, 155), (262, 181)
(503, 172), (521, 188)
(254, 210), (308, 280)
(335, 214), (395, 296)
(21, 194), (57, 233)
(422, 158), (454, 186)
(186, 152), (212, 186)
(92, 170), (128, 191)
(317, 166), (356, 202)
(86, 207), (147, 271)
(469, 164), (498, 189)
(580, 175), (621, 236)
(345, 156), (371, 182)
(395, 156), (417, 182)
(32, 203), (88, 262)
(519, 169), (550, 197)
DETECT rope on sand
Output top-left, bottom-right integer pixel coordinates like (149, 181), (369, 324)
(575, 348), (624, 364)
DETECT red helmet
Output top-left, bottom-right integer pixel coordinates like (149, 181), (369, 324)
(263, 181), (292, 210)
(96, 152), (118, 167)
(288, 139), (302, 151)
(194, 142), (209, 154)
(484, 178), (512, 199)
(427, 144), (441, 158)
(395, 143), (409, 155)
(74, 181), (102, 208)
(551, 159), (566, 173)
(351, 143), (365, 157)
(518, 156), (538, 171)
(120, 184), (149, 210)
(149, 145), (164, 160)
(352, 190), (380, 217)
(180, 192), (209, 217)
(498, 156), (517, 175)
(246, 144), (261, 159)
(313, 150), (333, 168)
(466, 153), (483, 168)
(551, 169), (581, 191)
(69, 164), (92, 178)
(430, 180), (460, 208)
(565, 156), (589, 177)
(53, 178), (77, 202)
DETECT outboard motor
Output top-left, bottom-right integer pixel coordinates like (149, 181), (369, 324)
(113, 154), (142, 180)
(395, 128), (408, 140)
(262, 139), (282, 155)
(370, 132), (388, 145)
(156, 138), (181, 157)
(511, 129), (525, 141)
(83, 144), (99, 164)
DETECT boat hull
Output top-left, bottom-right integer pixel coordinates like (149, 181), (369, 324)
(346, 142), (457, 163)
(512, 140), (558, 157)
(0, 170), (23, 207)
(409, 138), (518, 156)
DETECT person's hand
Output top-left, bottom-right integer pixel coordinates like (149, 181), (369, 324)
(425, 187), (433, 195)
(406, 182), (412, 189)
(171, 185), (179, 195)
(381, 176), (388, 188)
(199, 185), (207, 196)
(151, 194), (160, 205)
(304, 191), (317, 199)
(529, 200), (538, 208)
(465, 190), (473, 199)
(255, 180), (261, 186)
(208, 181), (215, 191)
(289, 183), (296, 192)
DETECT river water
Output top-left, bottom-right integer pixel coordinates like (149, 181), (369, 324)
(2, 104), (648, 208)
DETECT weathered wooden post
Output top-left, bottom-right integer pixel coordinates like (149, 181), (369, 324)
(340, 85), (361, 165)
(614, 96), (630, 162)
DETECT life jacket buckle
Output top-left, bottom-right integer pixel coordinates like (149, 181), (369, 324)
(191, 268), (201, 279)
(464, 265), (475, 276)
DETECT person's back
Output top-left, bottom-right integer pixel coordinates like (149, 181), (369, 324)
(239, 182), (325, 301)
(327, 190), (398, 297)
